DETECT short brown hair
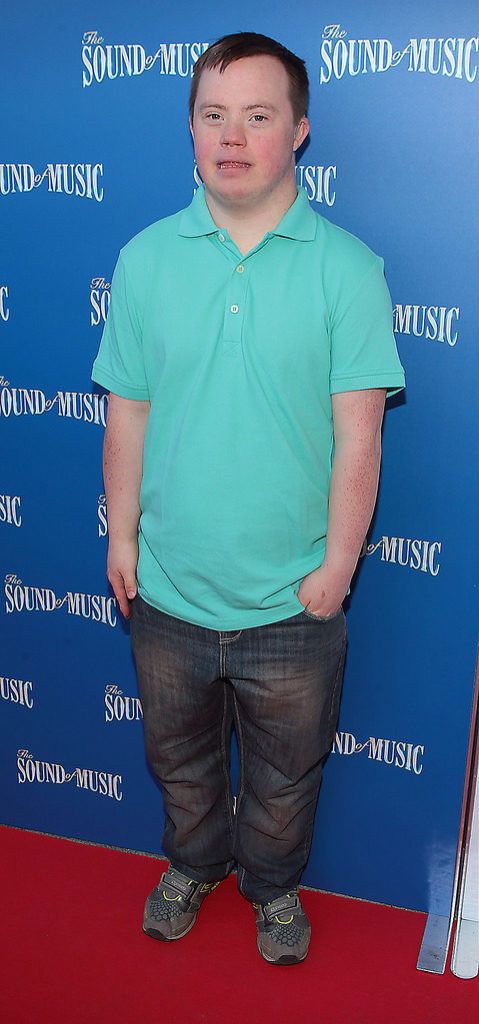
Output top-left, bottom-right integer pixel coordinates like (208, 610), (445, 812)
(189, 31), (309, 126)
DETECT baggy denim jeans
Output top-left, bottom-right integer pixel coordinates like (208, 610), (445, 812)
(130, 593), (347, 904)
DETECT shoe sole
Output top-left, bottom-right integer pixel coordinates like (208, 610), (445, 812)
(256, 935), (308, 965)
(143, 912), (198, 942)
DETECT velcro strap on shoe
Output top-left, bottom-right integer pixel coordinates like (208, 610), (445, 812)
(160, 869), (194, 898)
(263, 894), (300, 921)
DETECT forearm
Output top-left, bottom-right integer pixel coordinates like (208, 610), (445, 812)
(323, 434), (382, 586)
(103, 394), (150, 543)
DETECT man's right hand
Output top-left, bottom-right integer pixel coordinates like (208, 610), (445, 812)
(107, 537), (139, 619)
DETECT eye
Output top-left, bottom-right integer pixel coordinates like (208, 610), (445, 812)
(205, 112), (222, 120)
(250, 114), (267, 122)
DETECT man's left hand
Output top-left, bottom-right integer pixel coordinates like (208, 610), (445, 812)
(297, 563), (350, 618)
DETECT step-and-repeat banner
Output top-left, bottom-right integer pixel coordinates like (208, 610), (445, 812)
(1, 2), (478, 915)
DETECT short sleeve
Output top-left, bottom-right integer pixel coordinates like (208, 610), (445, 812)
(90, 252), (149, 400)
(329, 256), (405, 399)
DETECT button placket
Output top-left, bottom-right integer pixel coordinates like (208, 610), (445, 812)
(222, 261), (249, 346)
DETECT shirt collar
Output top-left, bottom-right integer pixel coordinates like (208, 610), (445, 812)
(178, 184), (317, 242)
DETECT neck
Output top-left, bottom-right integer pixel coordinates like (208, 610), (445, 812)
(204, 177), (298, 254)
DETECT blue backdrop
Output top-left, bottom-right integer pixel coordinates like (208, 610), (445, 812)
(1, 0), (478, 917)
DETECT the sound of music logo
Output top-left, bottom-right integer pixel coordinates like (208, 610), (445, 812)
(5, 574), (117, 627)
(17, 749), (123, 800)
(332, 732), (424, 774)
(320, 24), (478, 84)
(81, 30), (209, 87)
(0, 377), (107, 425)
(0, 164), (104, 200)
(361, 536), (441, 576)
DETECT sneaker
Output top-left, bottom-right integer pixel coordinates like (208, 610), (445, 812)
(253, 891), (311, 965)
(143, 865), (221, 941)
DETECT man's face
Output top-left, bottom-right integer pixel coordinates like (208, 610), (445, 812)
(190, 55), (309, 210)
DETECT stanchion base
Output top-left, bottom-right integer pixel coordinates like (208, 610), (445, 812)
(417, 913), (449, 974)
(451, 918), (479, 979)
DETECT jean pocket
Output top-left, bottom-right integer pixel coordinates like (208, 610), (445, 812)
(301, 605), (343, 623)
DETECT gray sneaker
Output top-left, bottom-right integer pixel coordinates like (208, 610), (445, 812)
(143, 865), (221, 941)
(253, 891), (311, 965)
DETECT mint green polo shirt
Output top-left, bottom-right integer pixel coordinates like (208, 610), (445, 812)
(91, 184), (405, 630)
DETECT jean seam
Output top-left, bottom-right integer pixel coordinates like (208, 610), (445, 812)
(301, 800), (318, 863)
(328, 629), (347, 727)
(230, 689), (246, 894)
(220, 682), (235, 839)
(239, 865), (247, 896)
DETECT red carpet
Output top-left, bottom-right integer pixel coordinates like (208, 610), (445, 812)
(0, 825), (476, 1024)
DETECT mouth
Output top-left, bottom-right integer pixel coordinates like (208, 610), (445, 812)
(217, 161), (251, 170)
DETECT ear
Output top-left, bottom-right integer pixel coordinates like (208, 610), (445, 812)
(293, 116), (310, 152)
(189, 116), (195, 141)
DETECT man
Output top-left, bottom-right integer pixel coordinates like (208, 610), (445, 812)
(91, 31), (405, 966)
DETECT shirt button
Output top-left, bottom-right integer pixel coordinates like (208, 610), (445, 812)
(236, 265), (244, 274)
(230, 304), (239, 314)
(218, 233), (226, 242)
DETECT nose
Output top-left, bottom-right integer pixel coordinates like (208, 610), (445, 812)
(219, 118), (246, 148)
